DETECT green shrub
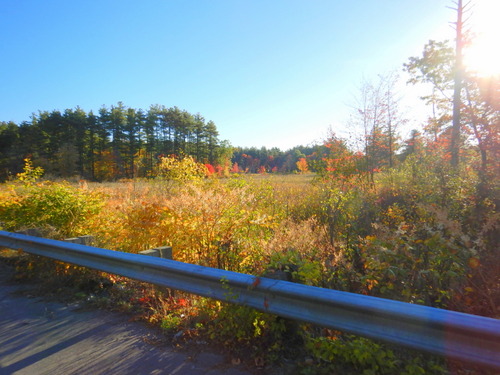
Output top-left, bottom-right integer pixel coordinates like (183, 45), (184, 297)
(360, 206), (473, 307)
(303, 334), (445, 375)
(0, 181), (103, 237)
(202, 281), (290, 363)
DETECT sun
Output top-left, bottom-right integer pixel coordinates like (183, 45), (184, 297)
(463, 0), (500, 77)
(464, 34), (500, 77)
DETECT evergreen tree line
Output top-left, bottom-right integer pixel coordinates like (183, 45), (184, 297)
(0, 103), (228, 181)
(0, 99), (407, 180)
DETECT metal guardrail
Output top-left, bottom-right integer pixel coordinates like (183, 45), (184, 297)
(0, 230), (499, 370)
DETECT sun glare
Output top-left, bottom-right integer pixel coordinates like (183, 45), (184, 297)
(463, 0), (500, 77)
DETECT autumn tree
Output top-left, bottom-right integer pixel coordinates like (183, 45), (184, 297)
(404, 1), (488, 170)
(349, 73), (405, 179)
(405, 39), (499, 180)
(404, 40), (455, 144)
(296, 157), (308, 173)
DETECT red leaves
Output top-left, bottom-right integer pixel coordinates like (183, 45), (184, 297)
(176, 298), (188, 307)
(204, 163), (216, 176)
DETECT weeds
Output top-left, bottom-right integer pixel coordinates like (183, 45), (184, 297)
(1, 155), (497, 374)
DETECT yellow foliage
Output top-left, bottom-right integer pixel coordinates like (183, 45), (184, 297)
(157, 154), (207, 181)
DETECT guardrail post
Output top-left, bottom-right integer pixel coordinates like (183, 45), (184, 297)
(154, 246), (172, 260)
(64, 236), (95, 246)
(139, 246), (172, 260)
(138, 245), (174, 296)
(78, 235), (95, 246)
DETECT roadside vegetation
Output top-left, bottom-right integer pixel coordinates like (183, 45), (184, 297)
(1, 137), (497, 374)
(0, 13), (499, 373)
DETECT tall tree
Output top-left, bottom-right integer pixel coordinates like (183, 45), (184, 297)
(108, 102), (127, 178)
(124, 108), (144, 178)
(143, 105), (161, 176)
(86, 111), (99, 179)
(96, 106), (112, 180)
(450, 0), (466, 168)
(405, 38), (498, 178)
(205, 120), (219, 164)
(405, 1), (472, 169)
(63, 107), (88, 176)
(193, 114), (208, 162)
(0, 121), (20, 180)
(405, 40), (455, 140)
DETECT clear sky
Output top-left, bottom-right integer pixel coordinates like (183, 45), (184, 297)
(1, 0), (461, 150)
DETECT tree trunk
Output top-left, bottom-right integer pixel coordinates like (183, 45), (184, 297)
(451, 0), (464, 168)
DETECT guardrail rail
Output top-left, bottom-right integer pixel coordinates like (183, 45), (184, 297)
(0, 230), (498, 370)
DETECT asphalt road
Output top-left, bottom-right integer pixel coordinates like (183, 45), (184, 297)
(0, 261), (253, 375)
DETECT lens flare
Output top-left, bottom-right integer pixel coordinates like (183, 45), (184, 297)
(463, 0), (500, 77)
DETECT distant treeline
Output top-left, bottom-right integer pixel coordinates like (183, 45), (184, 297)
(231, 145), (324, 174)
(0, 103), (230, 181)
(1, 103), (335, 181)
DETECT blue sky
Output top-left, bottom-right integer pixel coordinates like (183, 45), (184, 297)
(1, 0), (455, 150)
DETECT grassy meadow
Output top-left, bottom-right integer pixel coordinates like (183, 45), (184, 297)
(0, 162), (498, 374)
